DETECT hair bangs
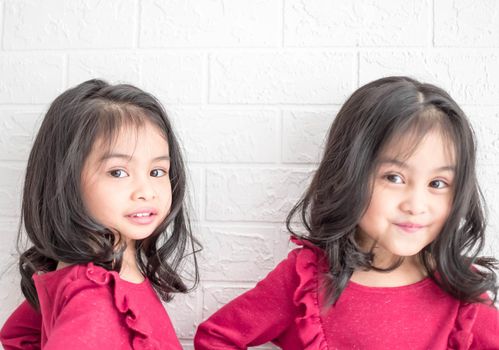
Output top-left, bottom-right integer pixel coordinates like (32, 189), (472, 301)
(376, 107), (457, 170)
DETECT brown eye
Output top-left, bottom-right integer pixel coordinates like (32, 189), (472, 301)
(429, 180), (447, 189)
(109, 169), (128, 178)
(150, 169), (167, 177)
(385, 174), (403, 184)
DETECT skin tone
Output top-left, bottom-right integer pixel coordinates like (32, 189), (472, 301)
(74, 120), (172, 283)
(351, 129), (455, 287)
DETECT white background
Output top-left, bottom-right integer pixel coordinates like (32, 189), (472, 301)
(1, 1), (499, 349)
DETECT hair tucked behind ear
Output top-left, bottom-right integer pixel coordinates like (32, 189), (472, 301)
(287, 76), (498, 305)
(19, 79), (199, 309)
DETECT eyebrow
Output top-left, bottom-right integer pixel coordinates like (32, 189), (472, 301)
(379, 159), (455, 172)
(99, 153), (170, 162)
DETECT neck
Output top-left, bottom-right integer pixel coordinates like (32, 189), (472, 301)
(119, 240), (145, 284)
(351, 256), (428, 287)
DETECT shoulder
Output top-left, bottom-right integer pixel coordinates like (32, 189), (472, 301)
(35, 263), (162, 349)
(254, 237), (327, 314)
(472, 300), (499, 335)
(288, 236), (328, 276)
(259, 237), (326, 287)
(448, 298), (499, 349)
(34, 263), (132, 327)
(34, 263), (118, 310)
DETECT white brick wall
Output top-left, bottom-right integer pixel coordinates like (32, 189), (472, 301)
(3, 0), (137, 49)
(434, 0), (499, 47)
(284, 0), (431, 47)
(1, 1), (498, 349)
(210, 51), (356, 104)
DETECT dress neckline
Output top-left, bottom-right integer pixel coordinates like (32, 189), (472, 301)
(347, 276), (433, 293)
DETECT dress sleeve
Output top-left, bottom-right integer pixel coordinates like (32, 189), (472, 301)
(42, 278), (131, 350)
(469, 301), (499, 349)
(0, 300), (42, 350)
(194, 250), (301, 350)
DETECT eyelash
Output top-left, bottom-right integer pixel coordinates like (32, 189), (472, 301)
(383, 173), (449, 189)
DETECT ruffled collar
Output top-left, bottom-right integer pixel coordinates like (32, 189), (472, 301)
(291, 237), (329, 349)
(84, 263), (161, 349)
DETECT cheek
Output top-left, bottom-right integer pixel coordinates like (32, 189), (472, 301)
(80, 181), (97, 214)
(362, 190), (387, 219)
(161, 179), (172, 196)
(435, 194), (453, 223)
(358, 201), (383, 232)
(158, 180), (173, 209)
(81, 180), (117, 220)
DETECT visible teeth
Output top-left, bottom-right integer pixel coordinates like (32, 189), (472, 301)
(133, 213), (151, 217)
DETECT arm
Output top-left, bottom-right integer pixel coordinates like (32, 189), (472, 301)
(194, 250), (301, 350)
(0, 300), (42, 350)
(43, 281), (130, 350)
(470, 301), (499, 349)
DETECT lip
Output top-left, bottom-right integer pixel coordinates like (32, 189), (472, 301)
(394, 222), (426, 233)
(126, 208), (158, 225)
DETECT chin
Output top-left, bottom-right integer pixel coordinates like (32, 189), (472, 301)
(393, 249), (422, 258)
(123, 231), (156, 242)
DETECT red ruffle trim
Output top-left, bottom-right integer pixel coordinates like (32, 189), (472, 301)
(291, 236), (329, 350)
(85, 263), (160, 350)
(447, 302), (477, 349)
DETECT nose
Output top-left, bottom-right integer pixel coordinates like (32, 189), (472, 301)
(131, 176), (157, 201)
(400, 187), (427, 215)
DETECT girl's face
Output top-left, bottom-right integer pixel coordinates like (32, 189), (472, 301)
(80, 120), (172, 243)
(357, 129), (455, 265)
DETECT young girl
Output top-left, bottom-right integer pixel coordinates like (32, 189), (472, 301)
(0, 79), (198, 349)
(194, 76), (499, 349)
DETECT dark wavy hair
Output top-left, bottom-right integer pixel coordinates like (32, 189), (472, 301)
(19, 79), (199, 309)
(287, 76), (498, 305)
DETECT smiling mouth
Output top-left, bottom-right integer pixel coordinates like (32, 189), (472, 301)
(395, 223), (426, 233)
(126, 210), (158, 225)
(396, 223), (424, 228)
(130, 212), (154, 218)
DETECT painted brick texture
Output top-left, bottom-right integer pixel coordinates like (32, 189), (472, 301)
(1, 1), (499, 349)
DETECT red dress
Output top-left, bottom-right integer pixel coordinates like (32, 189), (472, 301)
(0, 263), (182, 350)
(195, 238), (499, 349)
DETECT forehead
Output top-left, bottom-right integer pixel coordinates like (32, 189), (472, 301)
(89, 121), (169, 159)
(379, 128), (456, 166)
